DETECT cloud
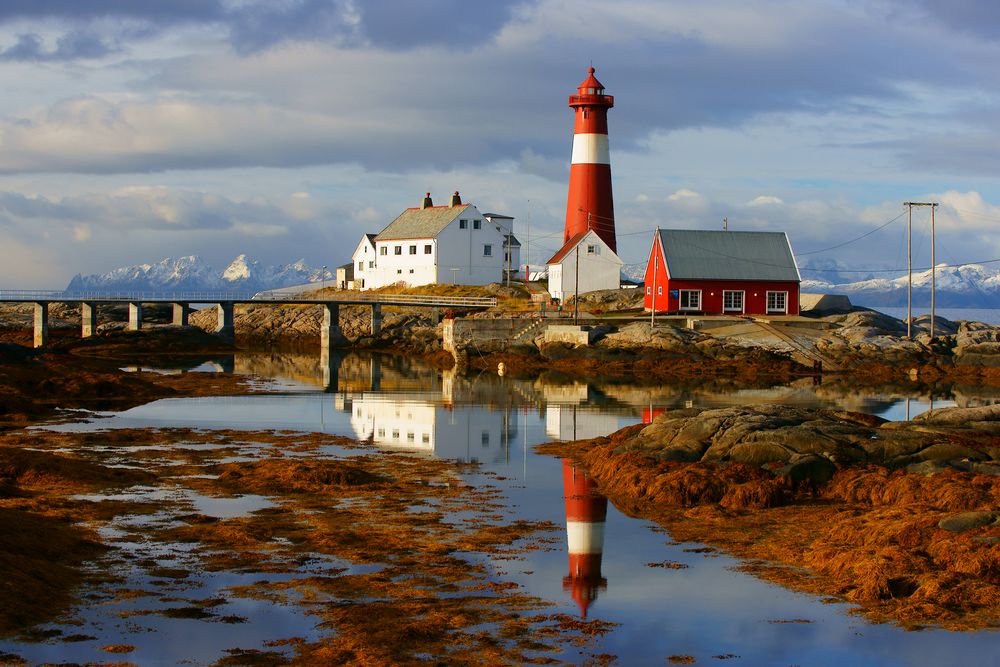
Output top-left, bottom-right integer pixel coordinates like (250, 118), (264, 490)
(747, 195), (784, 206)
(0, 31), (118, 61)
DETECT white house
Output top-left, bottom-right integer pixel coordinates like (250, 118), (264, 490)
(546, 229), (623, 301)
(352, 192), (518, 290)
(350, 234), (377, 289)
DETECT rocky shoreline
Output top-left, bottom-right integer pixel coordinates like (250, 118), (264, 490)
(541, 403), (1000, 629)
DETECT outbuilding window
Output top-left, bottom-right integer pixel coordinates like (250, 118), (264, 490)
(587, 244), (600, 255)
(473, 219), (481, 230)
(679, 290), (701, 310)
(459, 219), (468, 229)
(723, 290), (744, 313)
(766, 291), (788, 314)
(483, 244), (492, 256)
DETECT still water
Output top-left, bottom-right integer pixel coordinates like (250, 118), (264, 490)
(8, 351), (1000, 665)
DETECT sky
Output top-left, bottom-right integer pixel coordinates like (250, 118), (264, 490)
(2, 0), (1000, 288)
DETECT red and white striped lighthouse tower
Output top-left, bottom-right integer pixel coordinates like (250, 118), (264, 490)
(562, 459), (608, 618)
(564, 66), (617, 253)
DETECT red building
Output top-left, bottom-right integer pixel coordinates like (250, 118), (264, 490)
(643, 229), (801, 316)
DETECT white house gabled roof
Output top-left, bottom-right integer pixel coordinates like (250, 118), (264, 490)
(546, 229), (622, 265)
(375, 204), (472, 241)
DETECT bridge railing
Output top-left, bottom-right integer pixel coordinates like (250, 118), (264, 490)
(0, 290), (257, 302)
(0, 289), (497, 308)
(250, 292), (497, 307)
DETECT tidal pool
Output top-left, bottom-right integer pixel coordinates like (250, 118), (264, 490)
(6, 351), (1000, 665)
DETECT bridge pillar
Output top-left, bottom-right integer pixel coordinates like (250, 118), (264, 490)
(215, 302), (234, 341)
(321, 303), (346, 352)
(128, 303), (143, 331)
(371, 303), (382, 336)
(33, 302), (48, 348)
(172, 302), (191, 327)
(81, 302), (97, 338)
(370, 354), (382, 392)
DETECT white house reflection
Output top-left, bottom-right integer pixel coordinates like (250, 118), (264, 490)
(343, 394), (517, 464)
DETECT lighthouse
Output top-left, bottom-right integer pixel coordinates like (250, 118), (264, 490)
(564, 66), (617, 253)
(562, 459), (608, 618)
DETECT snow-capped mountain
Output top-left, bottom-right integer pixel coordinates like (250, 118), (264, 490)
(801, 263), (1000, 307)
(66, 255), (334, 293)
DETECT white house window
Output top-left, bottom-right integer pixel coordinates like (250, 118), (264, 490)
(724, 290), (744, 312)
(483, 244), (492, 256)
(421, 433), (430, 444)
(767, 291), (788, 313)
(368, 261), (374, 269)
(407, 432), (414, 442)
(460, 219), (468, 229)
(587, 244), (600, 255)
(473, 219), (481, 230)
(424, 244), (432, 254)
(409, 269), (414, 273)
(392, 429), (399, 439)
(380, 247), (387, 256)
(357, 262), (362, 272)
(377, 428), (385, 437)
(394, 246), (402, 255)
(397, 269), (402, 274)
(409, 245), (417, 254)
(679, 290), (701, 310)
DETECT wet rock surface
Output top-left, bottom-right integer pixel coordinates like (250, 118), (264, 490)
(619, 404), (1000, 470)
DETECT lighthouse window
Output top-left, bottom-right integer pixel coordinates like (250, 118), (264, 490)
(587, 87), (596, 94)
(483, 244), (492, 257)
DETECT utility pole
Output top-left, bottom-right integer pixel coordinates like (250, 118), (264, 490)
(524, 200), (530, 284)
(574, 244), (580, 324)
(505, 225), (511, 288)
(903, 201), (939, 340)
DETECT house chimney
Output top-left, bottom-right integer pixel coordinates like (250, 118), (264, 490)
(421, 192), (433, 209)
(450, 191), (462, 207)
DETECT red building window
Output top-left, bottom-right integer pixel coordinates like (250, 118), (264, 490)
(723, 290), (744, 312)
(679, 290), (701, 310)
(766, 291), (788, 314)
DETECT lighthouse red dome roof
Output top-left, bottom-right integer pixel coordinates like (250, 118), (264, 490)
(578, 66), (605, 93)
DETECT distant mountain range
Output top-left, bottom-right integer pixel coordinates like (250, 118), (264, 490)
(65, 255), (333, 294)
(801, 263), (1000, 308)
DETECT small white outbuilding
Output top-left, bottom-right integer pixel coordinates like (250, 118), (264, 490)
(545, 229), (623, 301)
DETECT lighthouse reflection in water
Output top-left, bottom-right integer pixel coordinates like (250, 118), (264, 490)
(562, 459), (608, 617)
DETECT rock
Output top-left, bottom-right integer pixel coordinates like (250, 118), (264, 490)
(776, 454), (838, 486)
(938, 511), (997, 533)
(914, 404), (1000, 425)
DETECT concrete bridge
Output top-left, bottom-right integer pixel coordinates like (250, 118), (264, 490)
(0, 290), (497, 355)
